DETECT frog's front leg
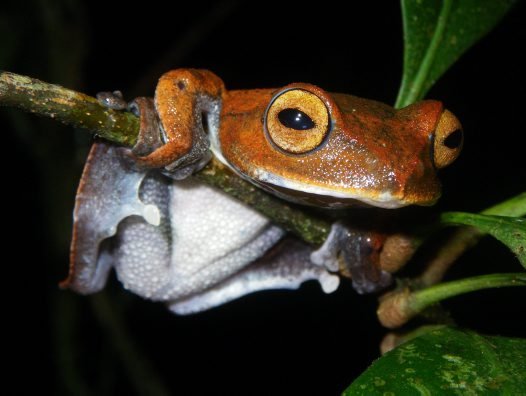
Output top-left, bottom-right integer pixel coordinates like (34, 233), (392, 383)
(311, 223), (394, 294)
(134, 69), (225, 174)
(98, 69), (225, 177)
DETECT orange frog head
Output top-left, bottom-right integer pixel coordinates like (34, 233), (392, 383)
(213, 83), (462, 208)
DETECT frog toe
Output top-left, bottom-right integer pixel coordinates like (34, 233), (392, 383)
(312, 222), (394, 295)
(350, 268), (393, 295)
(96, 90), (128, 110)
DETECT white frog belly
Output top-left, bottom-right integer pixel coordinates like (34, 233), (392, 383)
(114, 176), (285, 301)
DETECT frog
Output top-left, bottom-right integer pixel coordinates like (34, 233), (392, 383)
(62, 69), (463, 314)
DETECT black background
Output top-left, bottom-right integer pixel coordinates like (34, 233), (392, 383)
(2, 1), (525, 395)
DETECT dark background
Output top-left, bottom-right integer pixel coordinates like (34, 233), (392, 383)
(2, 1), (525, 395)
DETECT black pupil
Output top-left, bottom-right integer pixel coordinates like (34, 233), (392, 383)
(277, 108), (315, 130)
(444, 129), (463, 149)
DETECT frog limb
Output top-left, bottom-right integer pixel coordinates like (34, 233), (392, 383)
(311, 222), (393, 294)
(96, 70), (223, 178)
(135, 69), (224, 174)
(63, 141), (158, 294)
(169, 239), (340, 315)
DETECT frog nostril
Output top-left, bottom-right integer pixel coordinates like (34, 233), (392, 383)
(278, 108), (315, 130)
(444, 128), (463, 149)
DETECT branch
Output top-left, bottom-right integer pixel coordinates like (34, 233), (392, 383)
(0, 70), (330, 245)
(0, 71), (139, 146)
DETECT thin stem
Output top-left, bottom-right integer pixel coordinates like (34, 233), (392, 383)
(410, 273), (526, 313)
(378, 273), (526, 328)
(395, 0), (453, 108)
(0, 71), (139, 147)
(418, 226), (481, 287)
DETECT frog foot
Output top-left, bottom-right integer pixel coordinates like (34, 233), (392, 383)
(311, 222), (393, 294)
(96, 90), (128, 110)
(96, 91), (166, 163)
(97, 93), (170, 171)
(96, 87), (213, 179)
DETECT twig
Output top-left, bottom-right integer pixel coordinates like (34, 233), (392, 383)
(0, 71), (139, 146)
(376, 192), (526, 328)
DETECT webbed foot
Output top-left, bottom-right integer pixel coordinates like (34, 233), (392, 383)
(311, 222), (393, 294)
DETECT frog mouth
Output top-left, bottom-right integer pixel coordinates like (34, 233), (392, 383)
(248, 169), (407, 209)
(210, 144), (413, 209)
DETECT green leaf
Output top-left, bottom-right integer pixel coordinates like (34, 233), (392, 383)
(441, 212), (526, 267)
(395, 0), (517, 108)
(483, 192), (526, 217)
(344, 327), (526, 395)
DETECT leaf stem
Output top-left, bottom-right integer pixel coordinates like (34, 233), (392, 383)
(395, 0), (453, 108)
(378, 273), (526, 328)
(412, 272), (526, 311)
(418, 192), (526, 287)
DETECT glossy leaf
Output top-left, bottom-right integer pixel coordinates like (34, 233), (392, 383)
(395, 0), (517, 108)
(344, 327), (526, 395)
(483, 192), (526, 217)
(441, 212), (526, 267)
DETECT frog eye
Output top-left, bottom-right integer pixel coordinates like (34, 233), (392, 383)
(265, 89), (330, 154)
(433, 109), (463, 168)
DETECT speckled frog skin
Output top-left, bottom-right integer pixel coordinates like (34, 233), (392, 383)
(63, 69), (462, 314)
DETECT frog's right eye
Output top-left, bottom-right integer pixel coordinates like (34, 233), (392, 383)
(433, 109), (463, 169)
(265, 89), (330, 154)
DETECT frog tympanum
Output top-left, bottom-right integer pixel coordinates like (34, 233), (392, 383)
(63, 69), (462, 314)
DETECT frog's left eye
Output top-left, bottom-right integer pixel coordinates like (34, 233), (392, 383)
(265, 89), (330, 154)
